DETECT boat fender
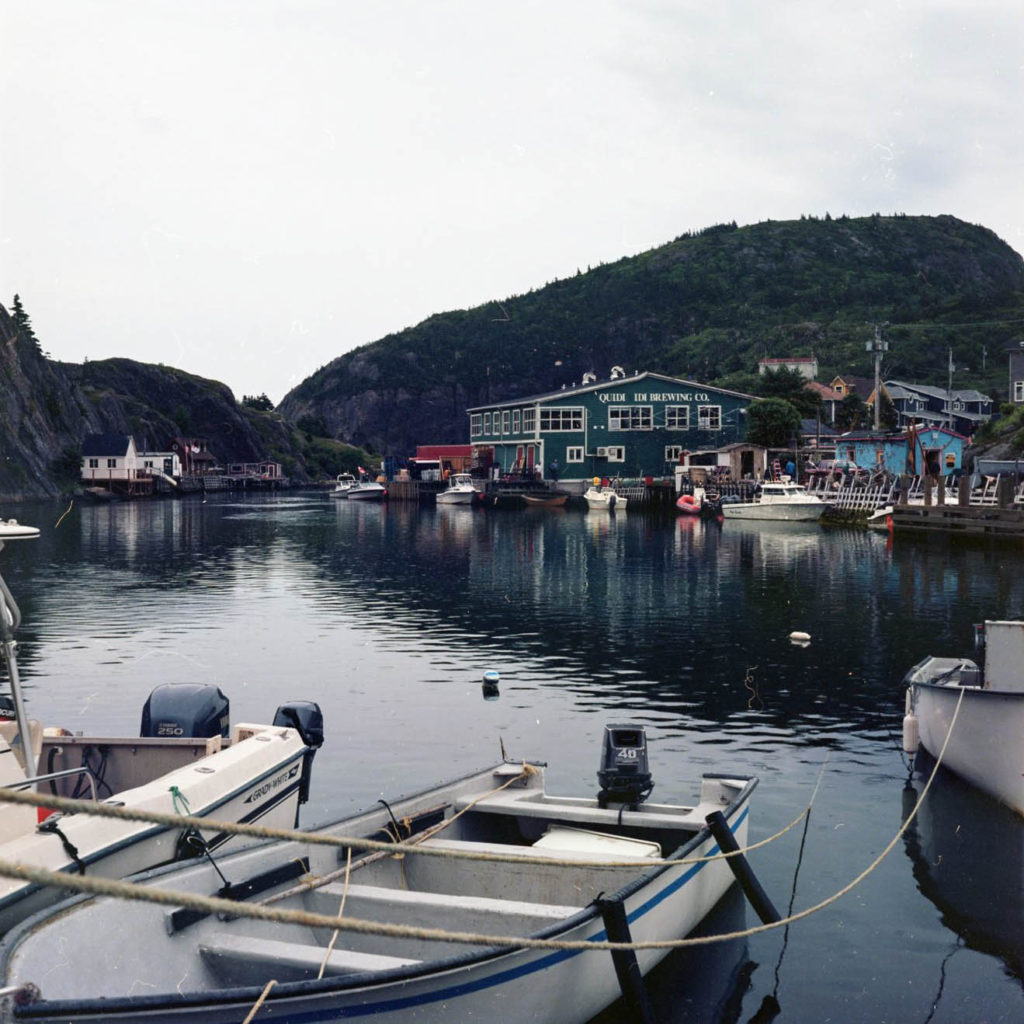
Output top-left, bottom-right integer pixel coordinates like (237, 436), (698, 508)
(902, 713), (919, 754)
(788, 631), (811, 643)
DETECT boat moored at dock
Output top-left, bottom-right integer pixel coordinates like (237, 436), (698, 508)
(0, 726), (760, 1024)
(902, 620), (1024, 816)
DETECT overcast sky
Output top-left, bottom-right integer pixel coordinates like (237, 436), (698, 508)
(2, 1), (1021, 404)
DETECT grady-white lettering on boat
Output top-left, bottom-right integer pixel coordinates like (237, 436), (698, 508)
(720, 482), (825, 522)
(0, 520), (324, 935)
(902, 620), (1024, 816)
(0, 726), (760, 1024)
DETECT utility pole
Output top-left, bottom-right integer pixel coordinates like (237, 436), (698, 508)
(866, 325), (889, 431)
(947, 348), (954, 430)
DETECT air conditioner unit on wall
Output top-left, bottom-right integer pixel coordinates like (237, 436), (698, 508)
(596, 447), (608, 457)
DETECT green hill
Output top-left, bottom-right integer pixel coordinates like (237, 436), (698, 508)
(278, 214), (1024, 455)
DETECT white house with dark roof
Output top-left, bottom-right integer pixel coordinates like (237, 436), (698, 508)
(80, 434), (154, 495)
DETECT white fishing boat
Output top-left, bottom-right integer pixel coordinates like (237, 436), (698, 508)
(435, 473), (480, 505)
(584, 484), (627, 511)
(347, 476), (387, 501)
(0, 727), (760, 1024)
(902, 620), (1024, 816)
(0, 520), (324, 935)
(720, 482), (825, 522)
(330, 473), (357, 498)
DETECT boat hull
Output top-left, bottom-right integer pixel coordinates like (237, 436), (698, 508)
(909, 682), (1024, 816)
(721, 502), (823, 521)
(435, 491), (476, 505)
(0, 728), (310, 935)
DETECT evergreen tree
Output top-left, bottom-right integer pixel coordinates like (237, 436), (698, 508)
(10, 294), (41, 354)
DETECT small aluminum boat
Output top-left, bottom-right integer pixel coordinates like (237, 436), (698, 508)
(0, 727), (758, 1024)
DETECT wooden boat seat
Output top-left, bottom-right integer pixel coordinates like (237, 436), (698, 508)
(199, 932), (421, 984)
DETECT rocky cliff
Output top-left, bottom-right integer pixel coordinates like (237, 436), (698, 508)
(0, 304), (312, 501)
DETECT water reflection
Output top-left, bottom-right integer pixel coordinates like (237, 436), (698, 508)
(903, 752), (1024, 986)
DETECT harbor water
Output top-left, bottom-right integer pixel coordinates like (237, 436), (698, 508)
(2, 493), (1022, 1023)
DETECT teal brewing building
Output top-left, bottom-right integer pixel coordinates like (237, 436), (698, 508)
(467, 371), (753, 483)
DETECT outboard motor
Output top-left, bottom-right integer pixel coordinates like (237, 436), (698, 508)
(140, 684), (230, 739)
(273, 701), (324, 805)
(597, 724), (653, 809)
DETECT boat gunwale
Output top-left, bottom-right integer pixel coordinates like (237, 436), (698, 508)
(4, 773), (758, 1019)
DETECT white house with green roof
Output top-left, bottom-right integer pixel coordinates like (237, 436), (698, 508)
(467, 370), (753, 482)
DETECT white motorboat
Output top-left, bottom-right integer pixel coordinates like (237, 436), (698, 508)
(902, 620), (1024, 816)
(720, 482), (825, 522)
(584, 485), (627, 511)
(330, 473), (357, 498)
(0, 520), (324, 934)
(0, 727), (761, 1024)
(347, 476), (387, 501)
(435, 473), (480, 505)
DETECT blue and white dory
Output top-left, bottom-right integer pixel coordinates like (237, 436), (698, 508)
(0, 727), (758, 1024)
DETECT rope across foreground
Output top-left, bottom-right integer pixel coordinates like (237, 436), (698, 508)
(0, 703), (961, 953)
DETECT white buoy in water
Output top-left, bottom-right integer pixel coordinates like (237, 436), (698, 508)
(902, 713), (919, 754)
(789, 631), (811, 643)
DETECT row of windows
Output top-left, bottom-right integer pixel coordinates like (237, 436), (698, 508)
(557, 445), (693, 464)
(86, 458), (118, 468)
(471, 405), (723, 437)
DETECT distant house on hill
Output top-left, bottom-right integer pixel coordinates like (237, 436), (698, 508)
(804, 381), (843, 424)
(1007, 339), (1024, 405)
(830, 374), (876, 401)
(883, 380), (992, 437)
(758, 356), (818, 380)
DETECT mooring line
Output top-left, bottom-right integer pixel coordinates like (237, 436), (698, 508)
(0, 769), (808, 871)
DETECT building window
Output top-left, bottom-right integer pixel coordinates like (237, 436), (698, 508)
(698, 405), (722, 430)
(608, 406), (652, 431)
(664, 406), (689, 429)
(665, 445), (684, 462)
(607, 446), (625, 462)
(470, 414), (482, 437)
(539, 407), (583, 431)
(502, 411), (510, 433)
(1014, 381), (1024, 403)
(566, 446), (584, 463)
(512, 410), (520, 433)
(106, 458), (117, 468)
(88, 458), (98, 469)
(523, 408), (536, 433)
(484, 412), (492, 434)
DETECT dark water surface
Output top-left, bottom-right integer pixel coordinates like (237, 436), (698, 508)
(3, 493), (1023, 1023)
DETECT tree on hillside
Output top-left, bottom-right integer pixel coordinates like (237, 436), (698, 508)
(836, 392), (870, 430)
(242, 393), (274, 411)
(754, 367), (821, 417)
(10, 294), (41, 354)
(746, 398), (803, 448)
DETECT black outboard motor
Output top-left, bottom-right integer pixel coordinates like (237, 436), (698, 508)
(273, 701), (324, 805)
(597, 724), (654, 809)
(141, 684), (230, 739)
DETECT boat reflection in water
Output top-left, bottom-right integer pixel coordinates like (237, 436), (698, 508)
(591, 886), (769, 1024)
(903, 752), (1024, 986)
